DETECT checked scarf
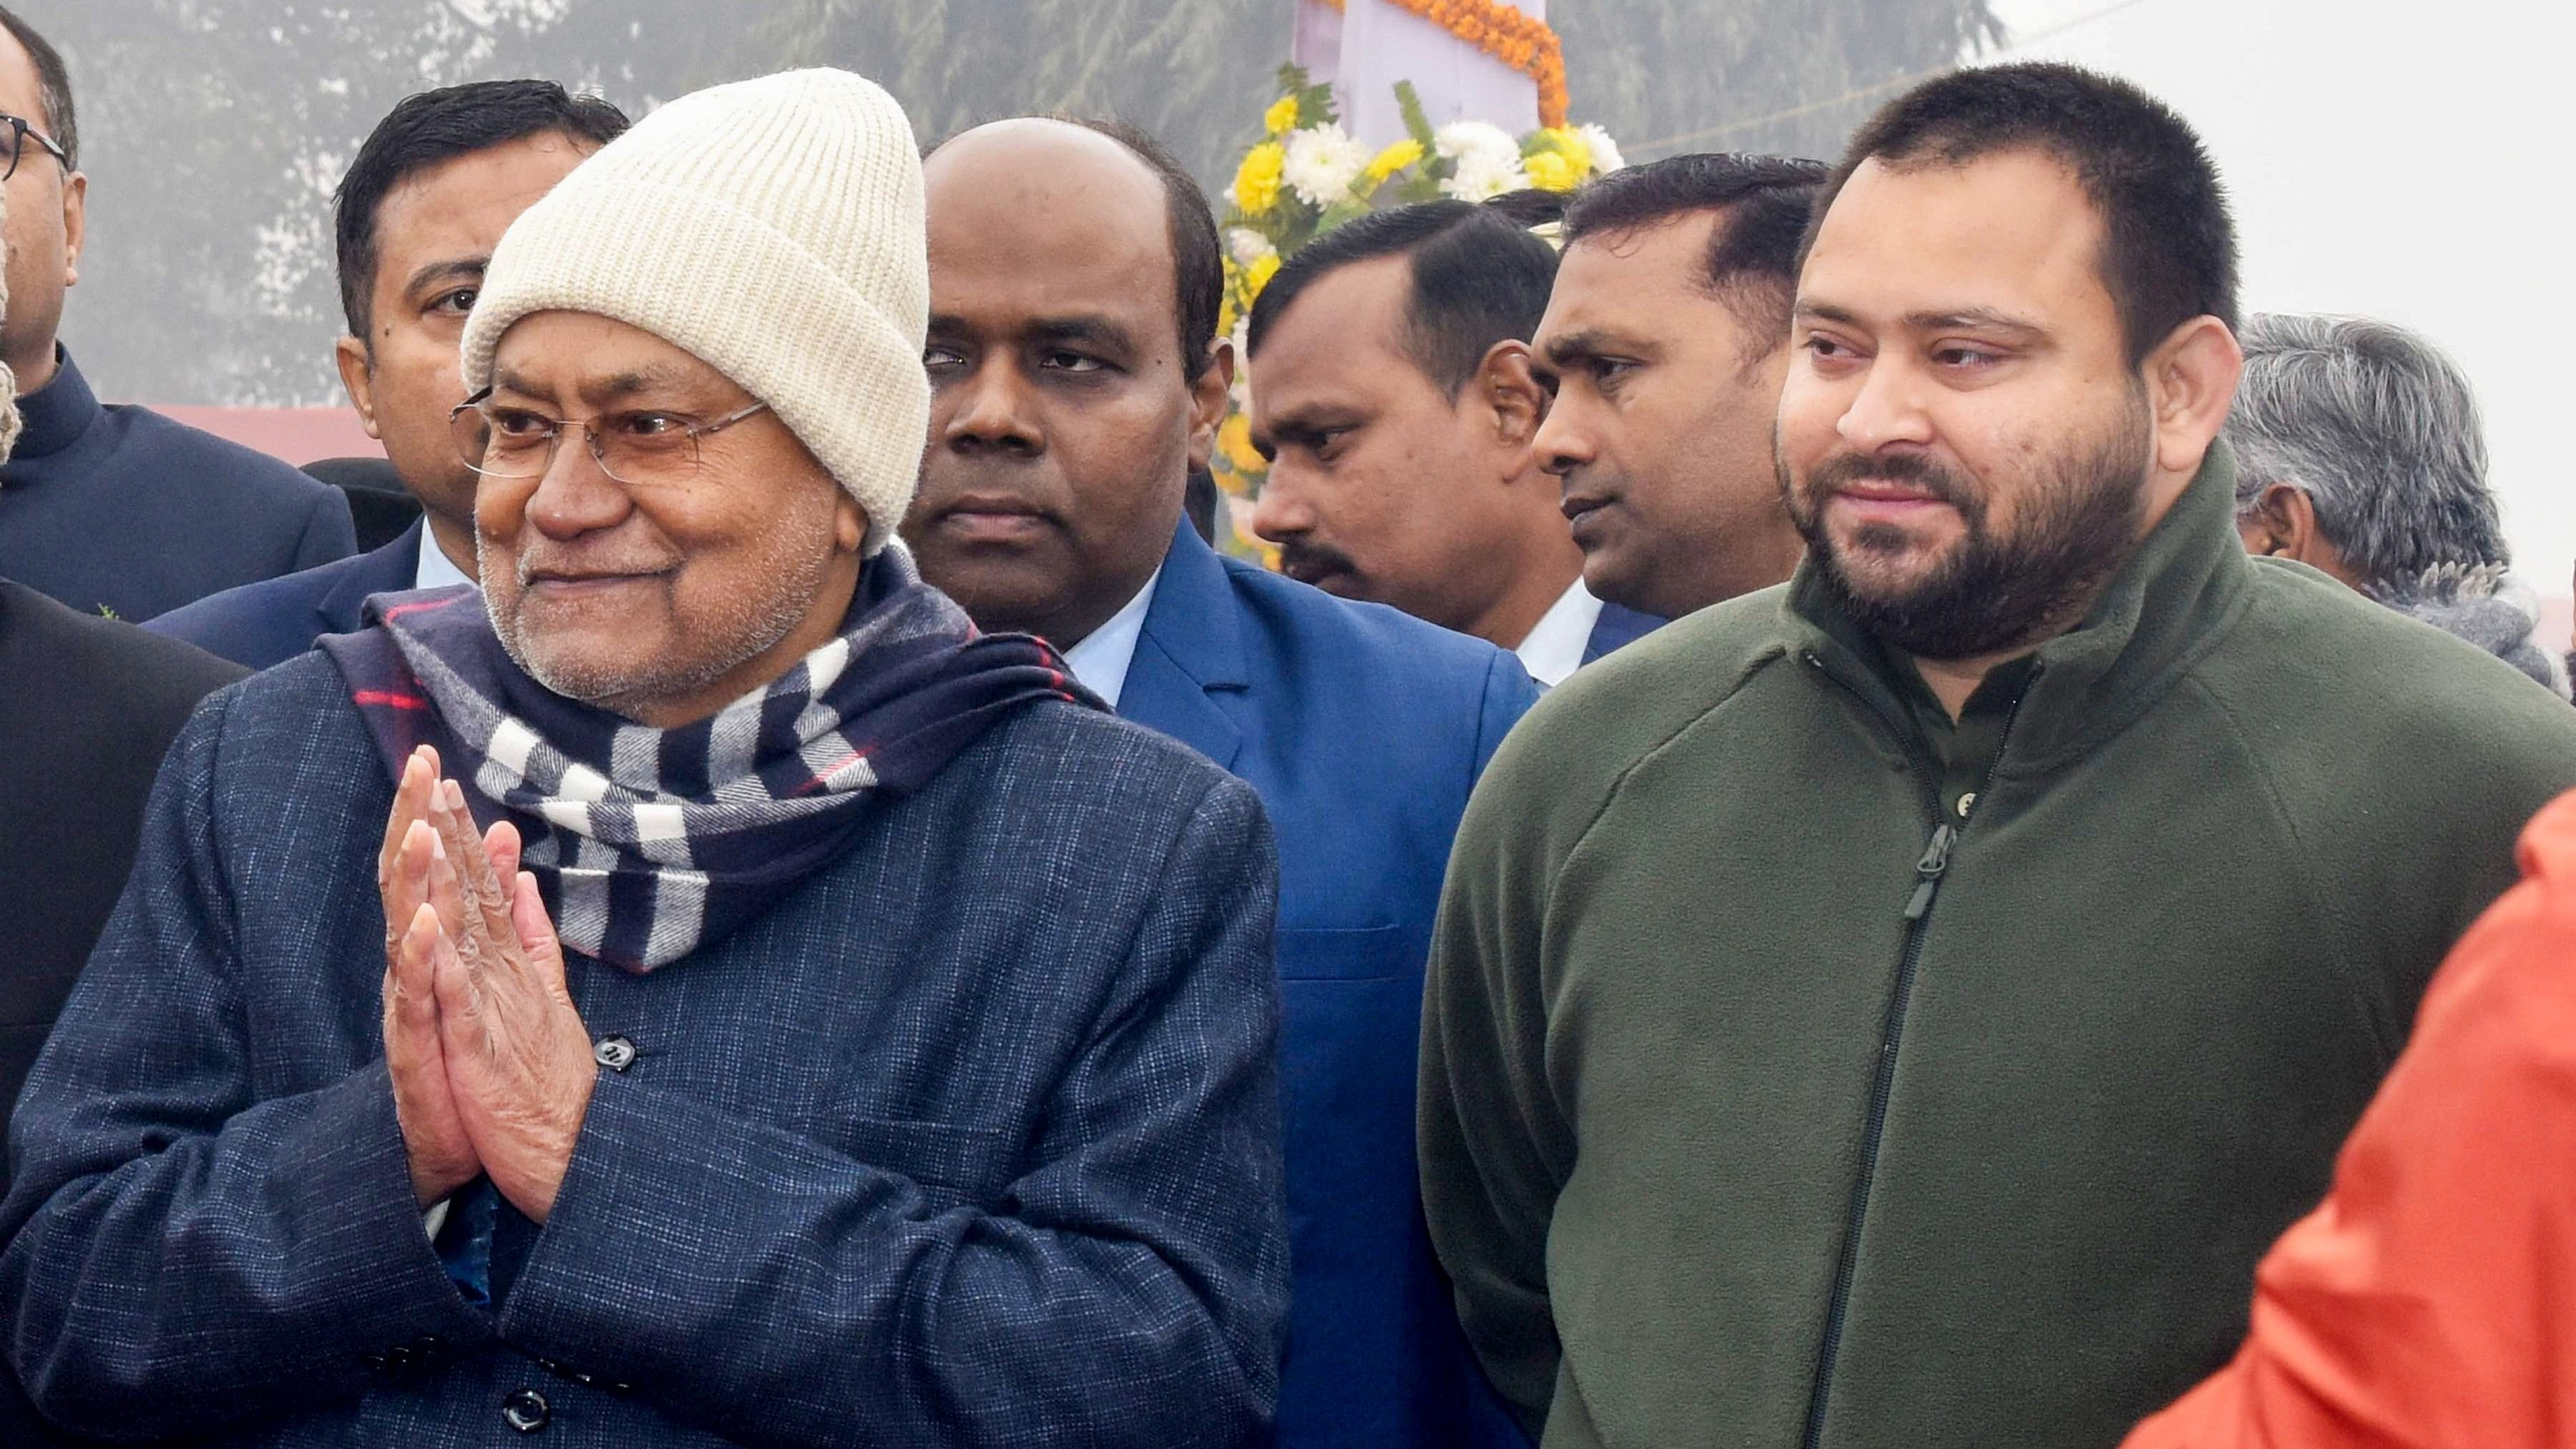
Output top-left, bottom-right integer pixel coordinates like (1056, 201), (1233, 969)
(321, 549), (1096, 972)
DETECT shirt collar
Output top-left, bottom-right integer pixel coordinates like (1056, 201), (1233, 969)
(414, 525), (476, 592)
(1059, 567), (1162, 709)
(1516, 576), (1604, 688)
(9, 345), (100, 463)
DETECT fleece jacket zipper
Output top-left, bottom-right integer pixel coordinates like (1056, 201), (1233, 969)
(1798, 662), (2032, 1449)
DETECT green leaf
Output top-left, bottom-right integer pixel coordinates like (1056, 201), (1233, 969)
(1396, 80), (1438, 152)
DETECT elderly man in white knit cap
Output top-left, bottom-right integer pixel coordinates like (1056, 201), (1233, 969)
(0, 70), (1289, 1448)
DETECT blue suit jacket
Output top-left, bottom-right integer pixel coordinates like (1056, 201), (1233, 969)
(2, 653), (1289, 1446)
(1584, 598), (1667, 665)
(148, 519), (427, 670)
(1119, 521), (1538, 1448)
(0, 349), (354, 621)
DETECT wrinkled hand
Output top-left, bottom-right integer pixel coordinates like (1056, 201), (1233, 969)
(381, 746), (481, 1207)
(418, 775), (598, 1223)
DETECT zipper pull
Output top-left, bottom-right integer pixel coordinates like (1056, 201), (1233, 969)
(1901, 823), (1956, 922)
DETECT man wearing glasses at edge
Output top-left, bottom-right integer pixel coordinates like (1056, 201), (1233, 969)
(0, 5), (356, 622)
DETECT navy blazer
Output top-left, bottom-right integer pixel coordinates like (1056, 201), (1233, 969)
(0, 349), (354, 621)
(1119, 521), (1538, 1448)
(149, 519), (429, 669)
(1, 655), (1289, 1446)
(1584, 597), (1667, 665)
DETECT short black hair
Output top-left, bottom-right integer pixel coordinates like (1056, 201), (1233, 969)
(0, 6), (75, 169)
(1564, 152), (1827, 353)
(1479, 187), (1567, 230)
(335, 80), (629, 338)
(1809, 62), (2238, 364)
(1067, 118), (1222, 382)
(1248, 198), (1560, 397)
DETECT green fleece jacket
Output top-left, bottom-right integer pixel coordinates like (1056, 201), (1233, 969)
(1419, 448), (2576, 1449)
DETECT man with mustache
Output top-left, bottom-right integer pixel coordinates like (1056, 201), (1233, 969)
(1419, 62), (2576, 1449)
(3, 72), (1287, 1446)
(1532, 153), (1823, 621)
(905, 117), (1537, 1448)
(1247, 200), (1662, 686)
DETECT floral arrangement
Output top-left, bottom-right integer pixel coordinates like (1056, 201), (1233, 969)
(1209, 67), (1625, 530)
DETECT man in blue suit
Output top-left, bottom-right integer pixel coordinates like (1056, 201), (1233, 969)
(152, 81), (629, 668)
(909, 118), (1539, 1447)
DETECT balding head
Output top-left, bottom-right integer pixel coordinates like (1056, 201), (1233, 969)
(928, 117), (1218, 379)
(907, 116), (1233, 657)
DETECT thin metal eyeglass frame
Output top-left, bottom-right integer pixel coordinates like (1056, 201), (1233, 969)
(449, 386), (775, 485)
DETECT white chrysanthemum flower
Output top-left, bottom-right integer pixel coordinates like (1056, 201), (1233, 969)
(1441, 147), (1530, 202)
(1434, 120), (1521, 166)
(1577, 123), (1626, 175)
(1282, 124), (1373, 207)
(1225, 228), (1276, 269)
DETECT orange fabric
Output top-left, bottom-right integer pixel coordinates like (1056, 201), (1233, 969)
(2122, 788), (2576, 1449)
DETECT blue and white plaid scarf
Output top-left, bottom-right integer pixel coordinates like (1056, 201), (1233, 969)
(322, 550), (1095, 972)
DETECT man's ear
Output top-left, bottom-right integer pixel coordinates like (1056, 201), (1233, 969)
(1477, 340), (1546, 448)
(333, 334), (383, 441)
(2144, 315), (2243, 478)
(1185, 337), (1235, 475)
(2238, 481), (2313, 558)
(835, 494), (867, 554)
(58, 171), (84, 288)
(2238, 480), (2366, 589)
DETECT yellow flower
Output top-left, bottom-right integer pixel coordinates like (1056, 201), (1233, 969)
(1218, 412), (1266, 474)
(1539, 125), (1593, 176)
(1264, 95), (1301, 137)
(1243, 250), (1281, 301)
(1526, 148), (1580, 192)
(1364, 138), (1424, 184)
(1232, 141), (1285, 217)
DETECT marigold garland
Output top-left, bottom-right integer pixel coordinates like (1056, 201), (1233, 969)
(1313, 0), (1569, 128)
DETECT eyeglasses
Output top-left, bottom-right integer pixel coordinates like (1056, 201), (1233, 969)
(0, 114), (68, 181)
(449, 387), (774, 485)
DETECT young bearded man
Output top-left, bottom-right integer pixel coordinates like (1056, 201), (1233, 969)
(3, 72), (1286, 1446)
(153, 80), (629, 668)
(1419, 63), (2576, 1449)
(905, 118), (1535, 1448)
(1532, 152), (1823, 621)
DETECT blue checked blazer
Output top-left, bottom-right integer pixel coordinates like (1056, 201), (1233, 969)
(1, 652), (1288, 1447)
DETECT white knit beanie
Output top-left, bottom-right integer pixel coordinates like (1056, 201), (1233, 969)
(462, 69), (927, 555)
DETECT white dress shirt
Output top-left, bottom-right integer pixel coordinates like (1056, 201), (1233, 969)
(1060, 569), (1162, 709)
(1515, 577), (1605, 689)
(415, 524), (475, 591)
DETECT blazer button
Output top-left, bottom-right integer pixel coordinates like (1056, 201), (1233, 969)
(593, 1035), (637, 1072)
(502, 1387), (551, 1432)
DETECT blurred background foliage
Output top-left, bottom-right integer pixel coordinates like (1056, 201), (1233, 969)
(17, 0), (1993, 405)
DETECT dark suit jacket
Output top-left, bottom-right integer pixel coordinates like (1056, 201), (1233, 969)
(1118, 520), (1537, 1448)
(0, 579), (242, 1446)
(148, 519), (428, 670)
(1, 652), (1288, 1446)
(0, 349), (355, 621)
(1583, 597), (1667, 665)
